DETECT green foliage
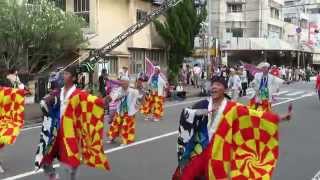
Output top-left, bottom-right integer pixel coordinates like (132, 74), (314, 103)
(154, 0), (207, 83)
(0, 0), (85, 73)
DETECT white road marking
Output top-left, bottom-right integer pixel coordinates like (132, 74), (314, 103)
(274, 97), (292, 100)
(273, 90), (289, 96)
(312, 169), (320, 180)
(285, 91), (305, 96)
(3, 93), (316, 180)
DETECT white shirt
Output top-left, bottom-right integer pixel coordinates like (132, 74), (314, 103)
(228, 75), (241, 90)
(60, 85), (76, 118)
(193, 66), (201, 75)
(252, 72), (284, 102)
(207, 98), (227, 141)
(6, 74), (24, 89)
(176, 86), (184, 92)
(119, 70), (129, 79)
(113, 87), (142, 116)
(147, 74), (167, 97)
(240, 71), (248, 83)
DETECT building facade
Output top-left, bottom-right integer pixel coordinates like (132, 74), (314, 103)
(60, 0), (167, 78)
(283, 0), (320, 65)
(205, 0), (317, 67)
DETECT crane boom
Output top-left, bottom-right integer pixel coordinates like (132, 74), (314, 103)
(66, 0), (184, 72)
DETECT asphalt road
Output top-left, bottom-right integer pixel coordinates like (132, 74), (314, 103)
(1, 81), (319, 180)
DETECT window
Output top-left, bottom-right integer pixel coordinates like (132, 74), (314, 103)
(270, 7), (280, 19)
(136, 9), (147, 22)
(308, 8), (320, 14)
(74, 0), (90, 25)
(130, 50), (144, 74)
(284, 17), (292, 23)
(227, 4), (242, 13)
(268, 24), (282, 38)
(108, 57), (118, 75)
(226, 28), (243, 37)
(232, 28), (243, 37)
(284, 1), (294, 6)
(129, 49), (165, 74)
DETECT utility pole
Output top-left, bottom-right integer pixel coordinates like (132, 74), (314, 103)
(207, 0), (212, 78)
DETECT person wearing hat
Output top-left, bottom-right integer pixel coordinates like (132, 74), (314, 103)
(34, 65), (110, 180)
(249, 62), (284, 112)
(228, 68), (242, 101)
(107, 76), (142, 146)
(140, 65), (167, 122)
(173, 76), (292, 179)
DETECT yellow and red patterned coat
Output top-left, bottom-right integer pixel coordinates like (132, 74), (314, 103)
(35, 88), (110, 171)
(0, 87), (25, 149)
(174, 100), (280, 180)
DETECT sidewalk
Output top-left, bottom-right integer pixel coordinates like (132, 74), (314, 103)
(24, 86), (201, 125)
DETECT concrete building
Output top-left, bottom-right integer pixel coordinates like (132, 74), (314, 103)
(54, 0), (167, 78)
(283, 0), (320, 65)
(207, 0), (315, 67)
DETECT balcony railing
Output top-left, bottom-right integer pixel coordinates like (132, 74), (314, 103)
(226, 0), (246, 4)
(226, 12), (245, 22)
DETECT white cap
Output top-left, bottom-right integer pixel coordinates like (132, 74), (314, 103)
(154, 66), (160, 70)
(257, 62), (270, 68)
(230, 68), (235, 72)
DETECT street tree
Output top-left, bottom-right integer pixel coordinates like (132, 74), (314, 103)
(154, 0), (207, 83)
(0, 0), (85, 74)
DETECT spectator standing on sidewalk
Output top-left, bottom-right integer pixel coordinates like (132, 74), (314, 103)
(228, 68), (241, 101)
(294, 68), (300, 81)
(6, 68), (25, 89)
(239, 66), (248, 97)
(285, 66), (289, 81)
(280, 66), (286, 80)
(306, 65), (312, 82)
(186, 65), (191, 85)
(288, 67), (293, 81)
(99, 69), (108, 97)
(221, 65), (228, 81)
(193, 64), (201, 88)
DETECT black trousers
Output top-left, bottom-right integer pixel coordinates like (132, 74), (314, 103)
(240, 82), (248, 96)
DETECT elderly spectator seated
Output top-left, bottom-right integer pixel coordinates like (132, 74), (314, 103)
(172, 81), (186, 101)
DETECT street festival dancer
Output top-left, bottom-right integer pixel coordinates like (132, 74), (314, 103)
(173, 76), (292, 179)
(0, 87), (25, 173)
(249, 62), (284, 112)
(140, 65), (167, 122)
(34, 66), (110, 180)
(107, 76), (142, 146)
